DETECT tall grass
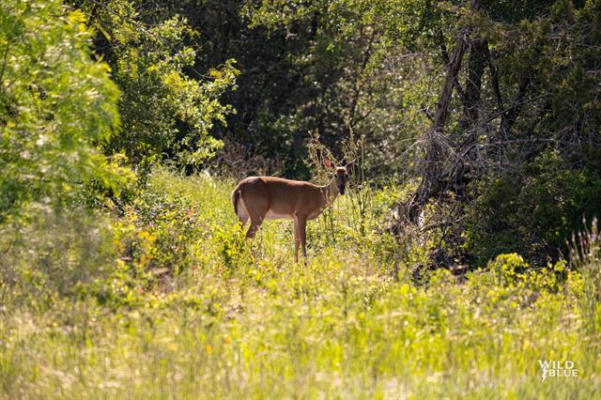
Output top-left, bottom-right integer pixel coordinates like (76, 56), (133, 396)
(0, 169), (599, 398)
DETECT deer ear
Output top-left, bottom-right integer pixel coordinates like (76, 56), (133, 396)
(345, 160), (355, 174)
(324, 158), (335, 170)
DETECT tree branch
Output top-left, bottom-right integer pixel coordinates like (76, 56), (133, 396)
(406, 0), (482, 223)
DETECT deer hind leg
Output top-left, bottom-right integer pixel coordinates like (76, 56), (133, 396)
(238, 215), (249, 228)
(236, 199), (250, 227)
(242, 195), (268, 240)
(246, 219), (262, 239)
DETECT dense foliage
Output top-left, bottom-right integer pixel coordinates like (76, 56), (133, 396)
(6, 0), (594, 263)
(71, 0), (600, 264)
(0, 0), (130, 219)
(2, 171), (600, 397)
(69, 0), (238, 172)
(1, 0), (601, 397)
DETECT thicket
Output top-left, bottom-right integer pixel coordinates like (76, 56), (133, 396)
(1, 1), (601, 395)
(2, 170), (601, 398)
(2, 0), (598, 265)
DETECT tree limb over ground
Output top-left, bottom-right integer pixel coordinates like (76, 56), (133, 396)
(405, 0), (482, 224)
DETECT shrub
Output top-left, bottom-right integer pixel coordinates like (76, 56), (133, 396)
(465, 150), (601, 265)
(0, 0), (132, 220)
(0, 207), (116, 308)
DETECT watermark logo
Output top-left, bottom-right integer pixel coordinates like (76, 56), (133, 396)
(538, 360), (578, 381)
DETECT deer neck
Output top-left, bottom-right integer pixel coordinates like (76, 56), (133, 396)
(321, 176), (339, 205)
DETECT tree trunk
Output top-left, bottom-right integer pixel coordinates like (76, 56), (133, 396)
(405, 0), (482, 223)
(498, 75), (530, 140)
(407, 29), (470, 222)
(459, 39), (487, 135)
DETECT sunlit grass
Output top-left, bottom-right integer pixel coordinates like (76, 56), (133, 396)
(0, 170), (599, 399)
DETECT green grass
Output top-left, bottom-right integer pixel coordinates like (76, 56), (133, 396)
(1, 170), (600, 399)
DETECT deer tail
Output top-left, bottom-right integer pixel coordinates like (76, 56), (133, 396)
(232, 187), (241, 217)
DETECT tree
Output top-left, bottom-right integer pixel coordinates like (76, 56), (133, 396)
(0, 0), (131, 220)
(69, 0), (239, 173)
(401, 0), (601, 264)
(162, 0), (434, 178)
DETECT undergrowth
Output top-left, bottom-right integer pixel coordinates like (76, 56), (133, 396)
(0, 169), (599, 399)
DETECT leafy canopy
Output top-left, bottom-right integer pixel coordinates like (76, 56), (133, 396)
(0, 0), (132, 219)
(75, 0), (239, 172)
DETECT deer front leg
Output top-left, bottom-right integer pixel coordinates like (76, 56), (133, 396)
(297, 215), (308, 264)
(293, 218), (300, 263)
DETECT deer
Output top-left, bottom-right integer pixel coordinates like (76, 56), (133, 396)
(231, 159), (353, 263)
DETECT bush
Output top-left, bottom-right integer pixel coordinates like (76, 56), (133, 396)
(0, 0), (132, 220)
(70, 0), (239, 172)
(1, 171), (600, 398)
(465, 150), (601, 265)
(0, 207), (116, 308)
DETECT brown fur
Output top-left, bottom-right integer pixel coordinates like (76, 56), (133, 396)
(232, 161), (353, 263)
(232, 188), (241, 217)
